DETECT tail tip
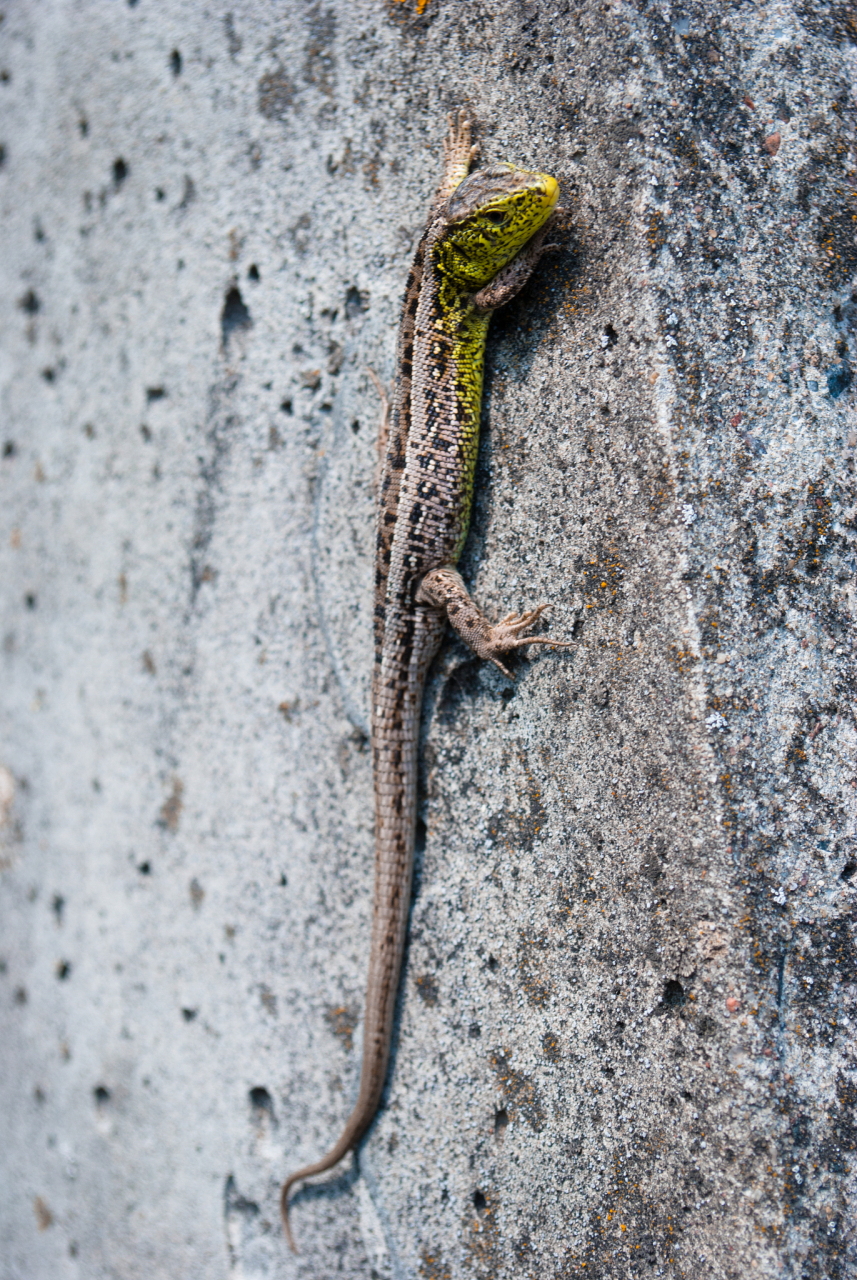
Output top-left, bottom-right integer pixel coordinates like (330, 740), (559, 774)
(280, 1178), (299, 1254)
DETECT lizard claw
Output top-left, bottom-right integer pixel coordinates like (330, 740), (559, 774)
(493, 605), (548, 636)
(445, 109), (472, 155)
(479, 605), (573, 674)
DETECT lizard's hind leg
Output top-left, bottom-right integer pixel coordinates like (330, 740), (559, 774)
(416, 566), (572, 679)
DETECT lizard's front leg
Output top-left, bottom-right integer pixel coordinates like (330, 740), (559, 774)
(416, 566), (571, 679)
(470, 209), (565, 314)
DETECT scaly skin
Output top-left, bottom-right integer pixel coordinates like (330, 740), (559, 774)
(281, 114), (568, 1251)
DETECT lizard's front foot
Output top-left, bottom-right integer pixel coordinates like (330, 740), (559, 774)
(439, 109), (479, 202)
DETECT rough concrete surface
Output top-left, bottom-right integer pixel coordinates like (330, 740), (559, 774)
(1, 1), (855, 1277)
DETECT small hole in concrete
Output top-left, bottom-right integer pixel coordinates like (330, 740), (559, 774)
(663, 978), (686, 1008)
(247, 263), (260, 281)
(473, 1189), (487, 1211)
(181, 1007), (198, 1022)
(345, 286), (367, 318)
(221, 286), (252, 346)
(169, 49), (182, 76)
(494, 1108), (509, 1137)
(93, 1085), (111, 1105)
(112, 157), (128, 187)
(56, 960), (71, 981)
(249, 1086), (274, 1117)
(138, 861), (151, 875)
(841, 861), (856, 883)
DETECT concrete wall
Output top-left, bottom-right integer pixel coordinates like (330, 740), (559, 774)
(1, 1), (855, 1277)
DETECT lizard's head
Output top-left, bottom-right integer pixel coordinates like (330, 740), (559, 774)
(438, 163), (559, 290)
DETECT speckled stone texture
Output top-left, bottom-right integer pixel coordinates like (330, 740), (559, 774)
(0, 2), (854, 1277)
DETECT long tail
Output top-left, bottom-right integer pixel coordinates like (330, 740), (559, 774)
(280, 968), (405, 1253)
(279, 808), (412, 1252)
(279, 1111), (365, 1253)
(280, 612), (439, 1252)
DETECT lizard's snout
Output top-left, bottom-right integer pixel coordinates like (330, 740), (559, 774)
(541, 174), (559, 208)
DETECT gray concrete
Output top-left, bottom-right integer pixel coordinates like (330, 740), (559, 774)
(1, 1), (855, 1277)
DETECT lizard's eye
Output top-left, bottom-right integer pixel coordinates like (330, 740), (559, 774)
(484, 210), (506, 225)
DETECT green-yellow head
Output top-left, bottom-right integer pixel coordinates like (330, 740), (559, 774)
(436, 163), (559, 291)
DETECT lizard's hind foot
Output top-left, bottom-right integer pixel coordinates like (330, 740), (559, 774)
(480, 607), (573, 678)
(416, 566), (573, 679)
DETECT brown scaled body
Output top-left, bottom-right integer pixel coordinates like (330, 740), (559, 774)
(281, 113), (570, 1252)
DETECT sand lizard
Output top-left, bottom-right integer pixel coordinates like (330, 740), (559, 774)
(281, 113), (568, 1251)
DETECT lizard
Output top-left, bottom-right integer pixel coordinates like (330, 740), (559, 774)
(280, 112), (569, 1252)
